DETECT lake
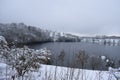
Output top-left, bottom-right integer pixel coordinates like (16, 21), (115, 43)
(28, 42), (120, 69)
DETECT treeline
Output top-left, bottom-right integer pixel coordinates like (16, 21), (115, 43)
(0, 23), (52, 45)
(0, 23), (81, 45)
(56, 33), (81, 42)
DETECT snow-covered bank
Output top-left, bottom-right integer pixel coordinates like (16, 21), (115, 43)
(0, 63), (120, 80)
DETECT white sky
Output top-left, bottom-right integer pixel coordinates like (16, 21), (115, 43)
(0, 0), (120, 36)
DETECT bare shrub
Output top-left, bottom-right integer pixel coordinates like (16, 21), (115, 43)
(58, 50), (65, 65)
(90, 56), (101, 70)
(75, 50), (89, 69)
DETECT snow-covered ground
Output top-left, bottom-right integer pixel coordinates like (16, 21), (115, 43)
(32, 65), (120, 80)
(0, 63), (120, 80)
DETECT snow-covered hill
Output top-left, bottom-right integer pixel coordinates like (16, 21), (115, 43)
(0, 23), (52, 44)
(0, 23), (82, 45)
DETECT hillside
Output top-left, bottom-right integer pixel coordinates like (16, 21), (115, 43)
(0, 23), (82, 45)
(0, 23), (53, 44)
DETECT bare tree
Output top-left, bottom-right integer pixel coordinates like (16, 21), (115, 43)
(75, 50), (89, 69)
(58, 50), (65, 65)
(90, 56), (101, 70)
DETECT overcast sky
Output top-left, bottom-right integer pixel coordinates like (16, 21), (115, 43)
(0, 0), (120, 36)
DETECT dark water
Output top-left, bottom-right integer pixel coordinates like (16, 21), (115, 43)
(28, 42), (120, 69)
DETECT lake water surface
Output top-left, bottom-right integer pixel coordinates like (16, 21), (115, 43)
(28, 42), (120, 69)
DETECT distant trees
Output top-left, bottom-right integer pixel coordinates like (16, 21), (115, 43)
(57, 37), (76, 42)
(0, 23), (52, 44)
(57, 34), (81, 42)
(0, 23), (82, 44)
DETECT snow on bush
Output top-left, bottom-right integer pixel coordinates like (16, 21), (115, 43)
(6, 46), (51, 78)
(0, 36), (7, 45)
(0, 36), (52, 79)
(0, 36), (10, 61)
